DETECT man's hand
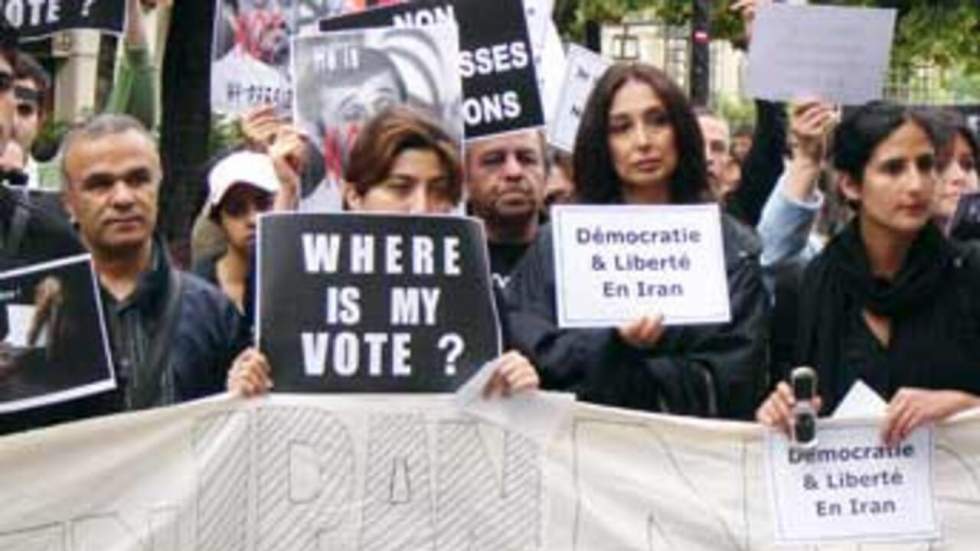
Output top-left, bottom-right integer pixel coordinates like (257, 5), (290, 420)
(227, 347), (273, 397)
(730, 0), (761, 46)
(882, 388), (980, 447)
(617, 314), (665, 349)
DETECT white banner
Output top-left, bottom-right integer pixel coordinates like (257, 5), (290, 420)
(2, 394), (980, 549)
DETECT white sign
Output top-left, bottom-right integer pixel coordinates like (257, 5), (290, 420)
(765, 423), (938, 544)
(552, 204), (730, 327)
(546, 44), (611, 153)
(747, 5), (896, 105)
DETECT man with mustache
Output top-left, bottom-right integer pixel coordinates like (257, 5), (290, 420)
(464, 130), (548, 289)
(53, 114), (264, 422)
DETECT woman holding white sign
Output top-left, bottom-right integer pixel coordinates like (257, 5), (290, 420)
(505, 63), (769, 419)
(756, 102), (980, 447)
(229, 106), (540, 398)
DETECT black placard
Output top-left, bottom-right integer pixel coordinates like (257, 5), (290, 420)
(257, 212), (501, 392)
(0, 255), (115, 413)
(2, 0), (125, 40)
(319, 0), (543, 140)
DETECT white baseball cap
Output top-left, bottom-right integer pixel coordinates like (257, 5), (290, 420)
(207, 150), (281, 212)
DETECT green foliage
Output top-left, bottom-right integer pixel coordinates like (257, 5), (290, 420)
(715, 94), (757, 129)
(32, 118), (73, 163)
(208, 113), (246, 158)
(560, 0), (980, 76)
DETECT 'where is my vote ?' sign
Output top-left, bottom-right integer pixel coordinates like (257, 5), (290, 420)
(319, 0), (544, 140)
(765, 423), (938, 544)
(2, 0), (125, 40)
(551, 205), (731, 327)
(257, 213), (501, 393)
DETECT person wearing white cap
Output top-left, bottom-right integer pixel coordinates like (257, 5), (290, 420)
(193, 150), (280, 312)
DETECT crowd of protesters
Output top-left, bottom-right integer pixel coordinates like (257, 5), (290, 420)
(0, 0), (978, 449)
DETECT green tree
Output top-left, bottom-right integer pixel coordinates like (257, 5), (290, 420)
(559, 0), (980, 75)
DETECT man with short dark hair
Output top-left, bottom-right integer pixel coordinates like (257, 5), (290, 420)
(0, 19), (82, 272)
(464, 130), (548, 289)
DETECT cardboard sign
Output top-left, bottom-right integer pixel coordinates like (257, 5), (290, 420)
(292, 23), (463, 182)
(0, 255), (114, 413)
(747, 5), (896, 105)
(257, 212), (501, 392)
(546, 44), (611, 153)
(551, 205), (731, 327)
(765, 422), (938, 544)
(0, 0), (124, 40)
(319, 0), (544, 140)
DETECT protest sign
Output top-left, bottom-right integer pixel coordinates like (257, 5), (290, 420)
(0, 0), (124, 40)
(0, 255), (114, 413)
(551, 204), (730, 327)
(3, 395), (980, 550)
(546, 44), (611, 153)
(256, 212), (501, 392)
(292, 23), (463, 183)
(765, 422), (938, 544)
(210, 0), (373, 116)
(747, 5), (896, 105)
(319, 0), (544, 140)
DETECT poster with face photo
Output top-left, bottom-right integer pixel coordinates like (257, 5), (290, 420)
(0, 255), (115, 414)
(291, 23), (463, 185)
(210, 0), (392, 115)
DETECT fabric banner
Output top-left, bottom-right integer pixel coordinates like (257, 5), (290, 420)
(257, 213), (500, 392)
(1, 0), (125, 40)
(2, 394), (980, 549)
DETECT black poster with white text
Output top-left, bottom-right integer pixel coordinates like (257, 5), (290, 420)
(1, 0), (125, 40)
(319, 0), (543, 140)
(257, 213), (501, 393)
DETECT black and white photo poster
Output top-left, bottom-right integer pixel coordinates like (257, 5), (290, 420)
(0, 255), (115, 413)
(257, 213), (501, 392)
(319, 0), (544, 139)
(210, 0), (374, 115)
(1, 0), (125, 40)
(292, 23), (462, 184)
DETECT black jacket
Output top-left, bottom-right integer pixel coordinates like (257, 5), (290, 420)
(0, 239), (249, 435)
(504, 214), (770, 419)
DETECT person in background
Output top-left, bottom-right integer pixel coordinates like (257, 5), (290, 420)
(505, 63), (769, 419)
(931, 110), (979, 235)
(228, 106), (540, 399)
(464, 130), (548, 289)
(543, 148), (575, 210)
(757, 102), (980, 447)
(193, 150), (279, 311)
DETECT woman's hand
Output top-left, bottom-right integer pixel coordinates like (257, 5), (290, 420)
(882, 388), (980, 447)
(227, 347), (273, 397)
(618, 314), (665, 349)
(482, 351), (540, 398)
(756, 381), (823, 437)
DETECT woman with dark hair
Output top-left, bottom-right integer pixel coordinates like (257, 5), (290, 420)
(757, 102), (980, 446)
(342, 105), (461, 213)
(506, 63), (769, 419)
(931, 110), (979, 234)
(229, 106), (539, 399)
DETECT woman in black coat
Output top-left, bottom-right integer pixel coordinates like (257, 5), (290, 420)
(505, 63), (769, 419)
(757, 102), (980, 446)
